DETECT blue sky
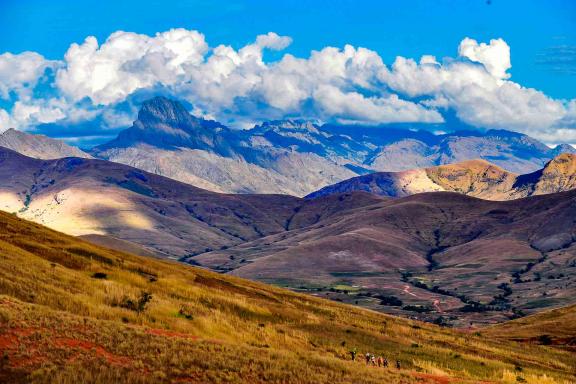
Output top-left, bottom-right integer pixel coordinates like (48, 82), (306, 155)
(0, 0), (575, 146)
(2, 0), (574, 98)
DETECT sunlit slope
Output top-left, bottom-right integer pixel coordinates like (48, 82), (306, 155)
(308, 154), (576, 200)
(486, 305), (576, 350)
(0, 212), (574, 383)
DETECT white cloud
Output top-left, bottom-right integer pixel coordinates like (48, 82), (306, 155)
(458, 38), (511, 80)
(378, 46), (569, 138)
(313, 84), (443, 124)
(0, 52), (56, 100)
(0, 29), (574, 144)
(0, 108), (15, 131)
(12, 101), (66, 125)
(55, 29), (208, 105)
(255, 32), (292, 50)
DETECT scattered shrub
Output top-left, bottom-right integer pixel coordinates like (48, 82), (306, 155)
(378, 295), (403, 306)
(92, 272), (108, 279)
(178, 305), (194, 320)
(120, 291), (152, 314)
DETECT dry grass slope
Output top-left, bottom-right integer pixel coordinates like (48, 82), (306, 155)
(0, 211), (574, 383)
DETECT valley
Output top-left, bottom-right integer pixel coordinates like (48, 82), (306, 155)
(1, 141), (576, 327)
(191, 191), (576, 326)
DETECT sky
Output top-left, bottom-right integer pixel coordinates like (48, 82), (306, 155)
(0, 0), (575, 146)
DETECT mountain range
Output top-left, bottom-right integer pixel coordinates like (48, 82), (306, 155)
(86, 96), (575, 196)
(0, 128), (92, 160)
(3, 96), (574, 197)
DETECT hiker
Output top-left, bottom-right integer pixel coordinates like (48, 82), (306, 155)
(377, 356), (383, 367)
(365, 353), (370, 365)
(383, 357), (389, 368)
(371, 354), (376, 366)
(396, 360), (401, 369)
(350, 348), (357, 361)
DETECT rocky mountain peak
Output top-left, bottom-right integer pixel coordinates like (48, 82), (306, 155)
(137, 96), (198, 126)
(541, 153), (576, 175)
(551, 143), (576, 156)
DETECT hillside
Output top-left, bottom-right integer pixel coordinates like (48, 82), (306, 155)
(307, 154), (576, 200)
(193, 191), (576, 326)
(486, 305), (576, 351)
(0, 211), (574, 383)
(0, 128), (92, 160)
(1, 146), (575, 325)
(0, 147), (388, 259)
(0, 147), (303, 258)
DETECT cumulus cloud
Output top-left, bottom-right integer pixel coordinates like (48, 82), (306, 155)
(313, 84), (443, 124)
(55, 29), (208, 105)
(378, 44), (568, 137)
(458, 38), (511, 79)
(0, 28), (574, 145)
(0, 52), (56, 100)
(0, 108), (15, 131)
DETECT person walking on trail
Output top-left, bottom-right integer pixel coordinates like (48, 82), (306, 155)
(371, 354), (376, 366)
(377, 356), (383, 367)
(383, 357), (389, 368)
(350, 348), (357, 361)
(396, 360), (401, 369)
(365, 353), (370, 365)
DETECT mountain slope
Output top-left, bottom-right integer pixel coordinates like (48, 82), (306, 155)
(486, 305), (576, 351)
(0, 128), (92, 159)
(1, 146), (575, 326)
(0, 147), (378, 259)
(0, 210), (574, 383)
(93, 97), (356, 196)
(308, 154), (576, 200)
(192, 191), (576, 326)
(0, 147), (303, 258)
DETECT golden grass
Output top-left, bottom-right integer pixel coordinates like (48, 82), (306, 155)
(0, 211), (574, 383)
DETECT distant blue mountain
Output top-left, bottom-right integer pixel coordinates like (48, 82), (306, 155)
(21, 96), (576, 196)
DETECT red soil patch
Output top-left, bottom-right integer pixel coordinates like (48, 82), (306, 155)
(53, 337), (132, 367)
(0, 332), (18, 350)
(0, 326), (38, 346)
(0, 327), (48, 368)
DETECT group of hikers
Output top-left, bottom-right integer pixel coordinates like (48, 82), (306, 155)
(349, 349), (401, 369)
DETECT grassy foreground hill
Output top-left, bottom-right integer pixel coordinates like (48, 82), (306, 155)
(0, 212), (574, 383)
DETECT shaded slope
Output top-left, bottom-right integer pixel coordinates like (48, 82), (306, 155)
(0, 147), (303, 258)
(0, 211), (574, 383)
(0, 147), (379, 259)
(194, 191), (576, 326)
